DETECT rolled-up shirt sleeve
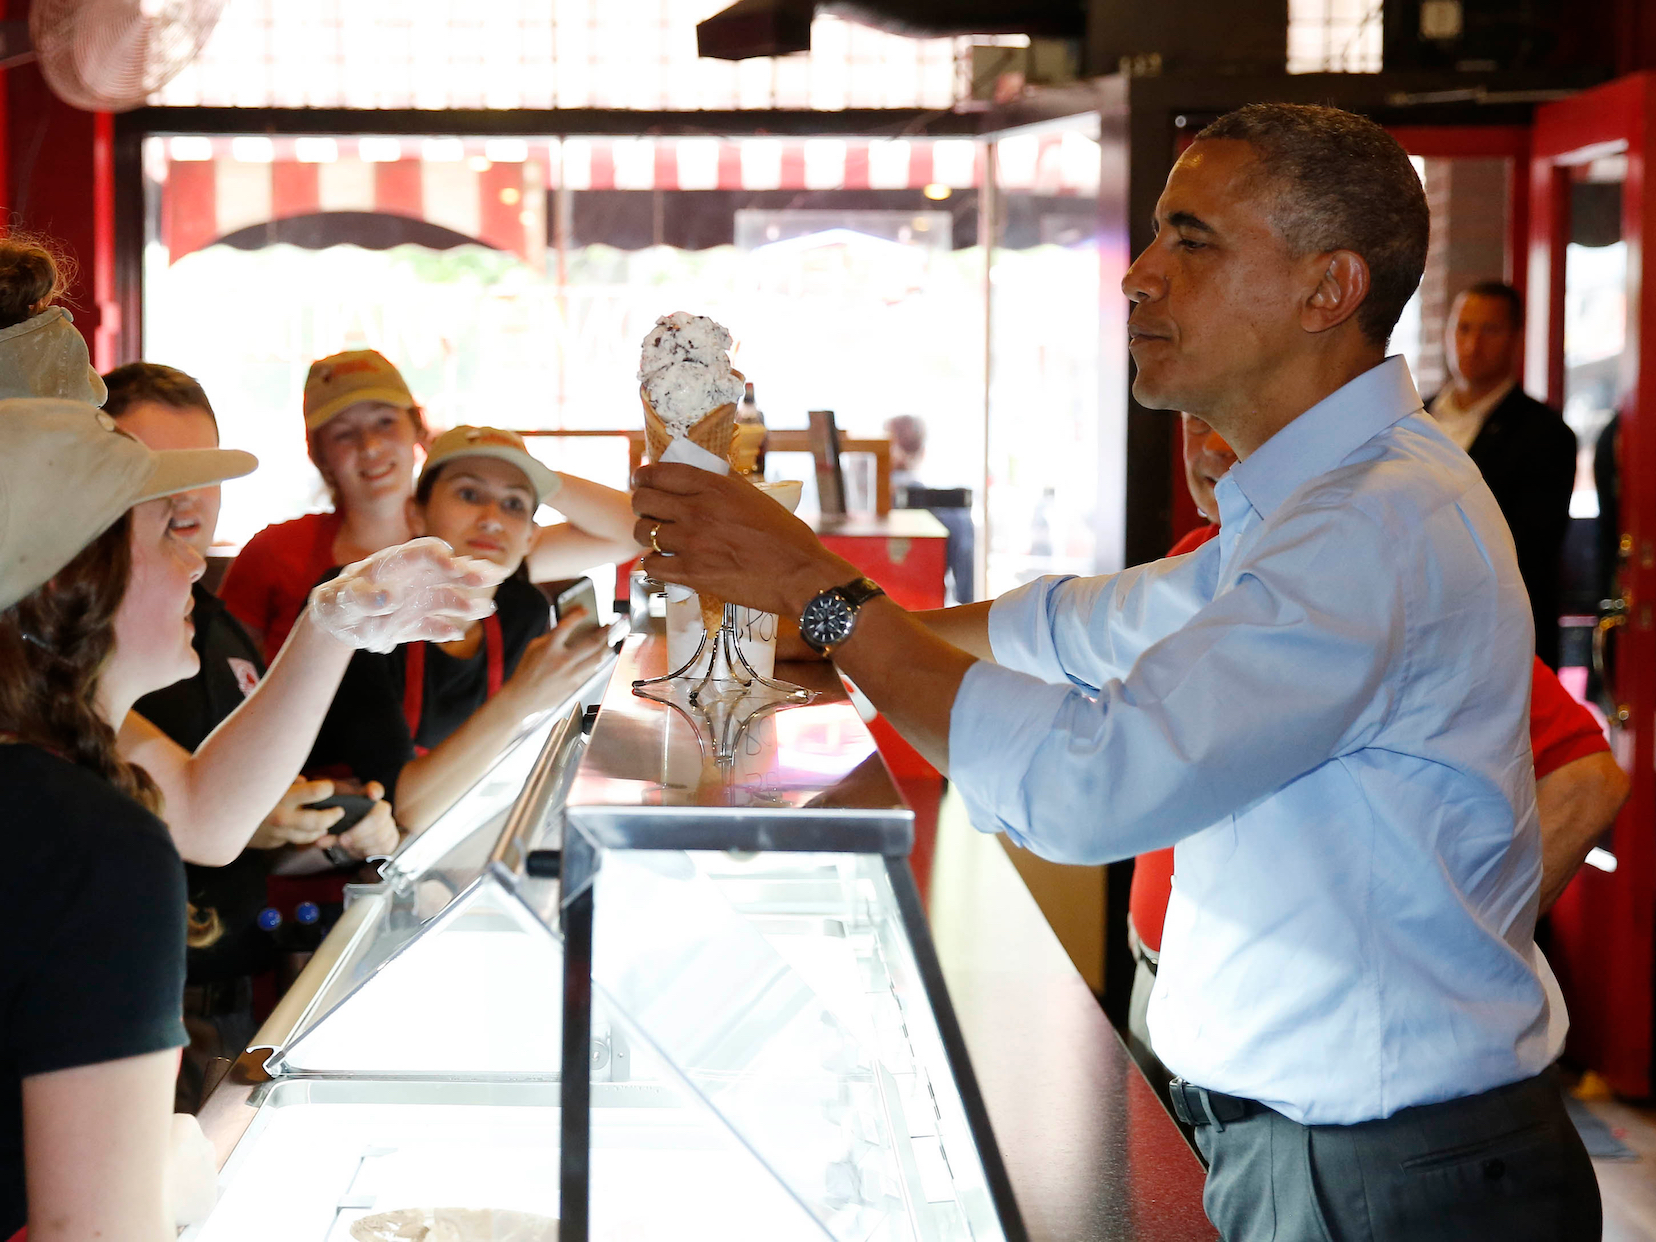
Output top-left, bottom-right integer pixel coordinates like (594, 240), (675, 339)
(952, 505), (1406, 863)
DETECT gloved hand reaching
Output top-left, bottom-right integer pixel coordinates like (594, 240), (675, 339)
(308, 537), (506, 653)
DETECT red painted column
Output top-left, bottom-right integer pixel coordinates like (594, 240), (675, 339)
(3, 14), (116, 368)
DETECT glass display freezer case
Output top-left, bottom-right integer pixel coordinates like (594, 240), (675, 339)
(190, 633), (1023, 1242)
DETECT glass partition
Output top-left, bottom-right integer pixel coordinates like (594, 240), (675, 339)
(580, 849), (1006, 1242)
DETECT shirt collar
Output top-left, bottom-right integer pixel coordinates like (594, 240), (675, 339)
(1224, 355), (1424, 521)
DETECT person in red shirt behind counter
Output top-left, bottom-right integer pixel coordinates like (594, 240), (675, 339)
(1126, 412), (1632, 1096)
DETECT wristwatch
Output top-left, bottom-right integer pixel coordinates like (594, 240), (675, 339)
(799, 576), (885, 656)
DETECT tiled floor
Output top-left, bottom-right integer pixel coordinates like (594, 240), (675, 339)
(1588, 1095), (1656, 1242)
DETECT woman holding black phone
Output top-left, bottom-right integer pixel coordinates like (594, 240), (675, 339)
(309, 426), (612, 833)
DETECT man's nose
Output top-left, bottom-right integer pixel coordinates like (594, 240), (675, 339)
(1122, 245), (1165, 303)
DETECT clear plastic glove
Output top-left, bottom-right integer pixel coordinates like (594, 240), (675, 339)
(249, 777), (345, 850)
(309, 537), (505, 653)
(315, 781), (401, 861)
(168, 1113), (218, 1227)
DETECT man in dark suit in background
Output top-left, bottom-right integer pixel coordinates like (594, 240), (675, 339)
(1429, 280), (1577, 667)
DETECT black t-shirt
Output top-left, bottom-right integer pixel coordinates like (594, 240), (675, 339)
(307, 576), (551, 800)
(0, 745), (188, 1235)
(135, 583), (265, 753)
(134, 583), (273, 984)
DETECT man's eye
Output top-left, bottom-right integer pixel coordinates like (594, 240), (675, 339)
(504, 497), (526, 513)
(1178, 238), (1206, 251)
(457, 487), (479, 503)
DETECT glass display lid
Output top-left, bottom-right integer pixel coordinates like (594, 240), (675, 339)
(189, 633), (1023, 1242)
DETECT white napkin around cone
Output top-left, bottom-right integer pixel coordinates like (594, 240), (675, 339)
(657, 437), (730, 603)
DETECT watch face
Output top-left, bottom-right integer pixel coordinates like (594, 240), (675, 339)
(802, 589), (857, 649)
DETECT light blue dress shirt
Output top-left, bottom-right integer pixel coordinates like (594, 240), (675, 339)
(950, 357), (1566, 1125)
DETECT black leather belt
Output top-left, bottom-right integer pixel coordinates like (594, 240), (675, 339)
(1168, 1078), (1262, 1131)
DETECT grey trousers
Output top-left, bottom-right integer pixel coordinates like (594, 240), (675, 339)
(1195, 1069), (1601, 1242)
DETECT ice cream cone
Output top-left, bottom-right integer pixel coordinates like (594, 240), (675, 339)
(640, 386), (739, 465)
(641, 385), (742, 636)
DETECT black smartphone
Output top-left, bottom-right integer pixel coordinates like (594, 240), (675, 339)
(303, 792), (375, 833)
(553, 576), (600, 635)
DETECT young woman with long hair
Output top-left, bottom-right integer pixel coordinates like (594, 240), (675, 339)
(0, 400), (255, 1241)
(0, 399), (501, 1239)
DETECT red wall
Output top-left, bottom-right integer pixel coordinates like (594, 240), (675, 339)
(2, 0), (116, 368)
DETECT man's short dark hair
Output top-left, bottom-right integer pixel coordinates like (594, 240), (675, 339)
(101, 362), (218, 431)
(1195, 103), (1430, 347)
(1459, 279), (1523, 331)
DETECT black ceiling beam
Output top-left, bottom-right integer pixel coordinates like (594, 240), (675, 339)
(823, 0), (1084, 39)
(697, 0), (814, 60)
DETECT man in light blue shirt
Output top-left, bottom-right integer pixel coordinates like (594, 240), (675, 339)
(632, 103), (1600, 1240)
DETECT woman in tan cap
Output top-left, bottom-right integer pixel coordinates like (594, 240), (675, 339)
(308, 426), (612, 831)
(0, 400), (250, 1240)
(220, 349), (640, 664)
(0, 398), (502, 1240)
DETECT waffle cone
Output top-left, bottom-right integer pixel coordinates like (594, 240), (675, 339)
(640, 385), (740, 634)
(640, 386), (738, 465)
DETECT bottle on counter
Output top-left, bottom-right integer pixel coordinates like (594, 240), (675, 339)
(734, 381), (767, 476)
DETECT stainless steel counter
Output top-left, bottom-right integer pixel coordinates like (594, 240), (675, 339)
(565, 634), (914, 855)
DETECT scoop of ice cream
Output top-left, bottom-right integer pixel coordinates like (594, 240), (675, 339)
(639, 312), (745, 435)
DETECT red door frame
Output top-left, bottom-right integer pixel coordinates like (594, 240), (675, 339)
(1529, 71), (1656, 1099)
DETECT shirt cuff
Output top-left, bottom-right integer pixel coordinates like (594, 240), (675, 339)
(949, 659), (1073, 848)
(1534, 731), (1611, 781)
(986, 575), (1075, 682)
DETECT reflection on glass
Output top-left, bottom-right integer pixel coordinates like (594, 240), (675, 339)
(185, 1080), (823, 1242)
(590, 850), (1005, 1242)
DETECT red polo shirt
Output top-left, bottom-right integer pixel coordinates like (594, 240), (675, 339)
(219, 511), (343, 665)
(1129, 521), (1611, 954)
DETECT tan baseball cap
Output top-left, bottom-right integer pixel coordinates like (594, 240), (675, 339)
(303, 349), (415, 431)
(419, 425), (561, 506)
(0, 398), (257, 612)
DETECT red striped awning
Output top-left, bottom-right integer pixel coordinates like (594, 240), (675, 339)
(153, 133), (1099, 263)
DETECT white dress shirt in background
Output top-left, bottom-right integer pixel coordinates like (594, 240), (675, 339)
(1428, 375), (1516, 450)
(949, 356), (1565, 1126)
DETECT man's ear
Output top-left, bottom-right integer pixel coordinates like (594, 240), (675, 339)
(405, 497), (425, 537)
(1301, 249), (1370, 335)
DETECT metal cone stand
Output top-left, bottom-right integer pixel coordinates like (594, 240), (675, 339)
(632, 601), (814, 768)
